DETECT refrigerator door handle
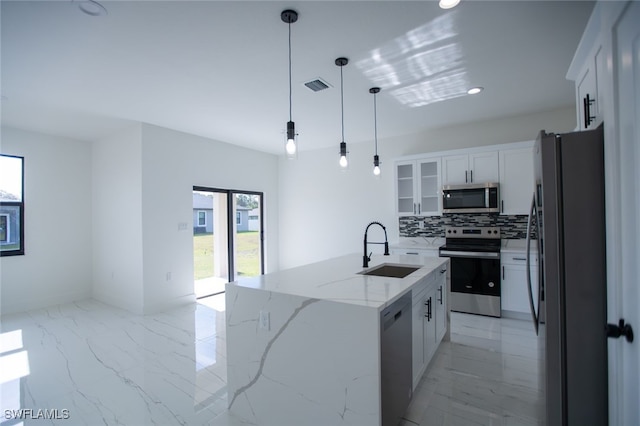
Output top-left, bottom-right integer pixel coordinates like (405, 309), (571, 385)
(534, 193), (543, 329)
(526, 193), (540, 335)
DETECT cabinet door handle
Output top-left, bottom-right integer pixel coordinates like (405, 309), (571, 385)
(512, 257), (526, 261)
(418, 203), (421, 215)
(440, 269), (447, 274)
(470, 170), (473, 183)
(501, 200), (504, 213)
(413, 203), (416, 214)
(465, 170), (468, 183)
(437, 286), (443, 304)
(502, 266), (505, 280)
(584, 94), (596, 128)
(424, 297), (432, 320)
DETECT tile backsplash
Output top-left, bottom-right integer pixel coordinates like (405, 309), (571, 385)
(399, 213), (532, 239)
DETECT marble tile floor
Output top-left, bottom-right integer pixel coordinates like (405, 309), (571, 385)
(400, 313), (545, 426)
(1, 295), (543, 425)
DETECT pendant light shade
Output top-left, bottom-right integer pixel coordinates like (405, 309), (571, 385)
(370, 87), (381, 176)
(336, 57), (349, 169)
(282, 10), (298, 159)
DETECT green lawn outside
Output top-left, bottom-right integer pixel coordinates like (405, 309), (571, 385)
(193, 232), (260, 280)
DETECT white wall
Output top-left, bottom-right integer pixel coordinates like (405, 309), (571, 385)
(0, 127), (92, 315)
(278, 107), (576, 269)
(92, 125), (145, 314)
(139, 124), (279, 314)
(1, 122), (279, 316)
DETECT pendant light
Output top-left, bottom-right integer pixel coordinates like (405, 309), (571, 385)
(370, 87), (381, 176)
(335, 57), (349, 169)
(282, 9), (298, 159)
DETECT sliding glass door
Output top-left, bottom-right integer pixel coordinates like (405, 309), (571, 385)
(192, 187), (263, 298)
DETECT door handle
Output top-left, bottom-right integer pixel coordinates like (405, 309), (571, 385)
(424, 297), (432, 320)
(526, 193), (540, 336)
(465, 170), (468, 183)
(502, 266), (505, 280)
(501, 200), (504, 213)
(413, 203), (416, 214)
(418, 203), (421, 215)
(470, 170), (473, 183)
(584, 94), (596, 128)
(607, 319), (634, 343)
(437, 286), (443, 304)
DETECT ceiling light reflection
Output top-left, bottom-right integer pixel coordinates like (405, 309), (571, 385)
(390, 70), (469, 107)
(356, 11), (471, 108)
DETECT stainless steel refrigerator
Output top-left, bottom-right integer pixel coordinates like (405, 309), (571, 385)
(526, 125), (608, 425)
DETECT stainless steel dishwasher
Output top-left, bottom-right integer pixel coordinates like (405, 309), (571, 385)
(380, 292), (412, 426)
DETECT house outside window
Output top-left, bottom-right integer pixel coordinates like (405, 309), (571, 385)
(0, 154), (24, 256)
(236, 212), (241, 225)
(198, 210), (206, 227)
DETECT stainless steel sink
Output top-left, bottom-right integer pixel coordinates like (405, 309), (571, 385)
(359, 263), (421, 278)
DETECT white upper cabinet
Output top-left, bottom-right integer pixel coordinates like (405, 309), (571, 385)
(574, 44), (605, 130)
(469, 151), (500, 183)
(395, 141), (533, 217)
(566, 6), (606, 131)
(499, 147), (534, 215)
(441, 154), (468, 185)
(442, 151), (499, 185)
(395, 158), (441, 216)
(396, 161), (417, 216)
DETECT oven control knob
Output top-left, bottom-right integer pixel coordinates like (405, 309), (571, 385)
(453, 230), (457, 233)
(488, 282), (495, 288)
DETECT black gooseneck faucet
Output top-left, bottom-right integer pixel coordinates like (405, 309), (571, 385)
(363, 221), (390, 268)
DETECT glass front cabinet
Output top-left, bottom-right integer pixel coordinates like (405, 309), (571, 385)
(395, 158), (441, 216)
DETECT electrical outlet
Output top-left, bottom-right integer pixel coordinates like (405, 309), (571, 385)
(259, 311), (270, 331)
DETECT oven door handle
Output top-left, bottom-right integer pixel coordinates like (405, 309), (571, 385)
(439, 250), (500, 259)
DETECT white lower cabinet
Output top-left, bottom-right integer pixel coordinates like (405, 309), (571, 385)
(411, 284), (427, 389)
(501, 251), (538, 316)
(422, 285), (437, 364)
(434, 268), (447, 343)
(411, 267), (448, 390)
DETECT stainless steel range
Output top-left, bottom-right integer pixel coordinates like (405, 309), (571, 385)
(439, 226), (501, 317)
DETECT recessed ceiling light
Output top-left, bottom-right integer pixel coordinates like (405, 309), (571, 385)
(75, 0), (108, 17)
(439, 0), (461, 10)
(467, 87), (483, 95)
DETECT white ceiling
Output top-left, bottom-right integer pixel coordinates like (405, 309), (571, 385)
(1, 0), (595, 155)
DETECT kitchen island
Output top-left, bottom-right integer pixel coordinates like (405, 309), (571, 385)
(225, 253), (449, 425)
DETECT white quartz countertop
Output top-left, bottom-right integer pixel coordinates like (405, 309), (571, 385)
(228, 253), (447, 311)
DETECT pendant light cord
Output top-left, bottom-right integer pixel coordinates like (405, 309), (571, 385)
(288, 21), (292, 122)
(340, 65), (345, 142)
(373, 92), (378, 155)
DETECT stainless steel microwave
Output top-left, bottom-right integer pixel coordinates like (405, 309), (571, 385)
(442, 183), (500, 214)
